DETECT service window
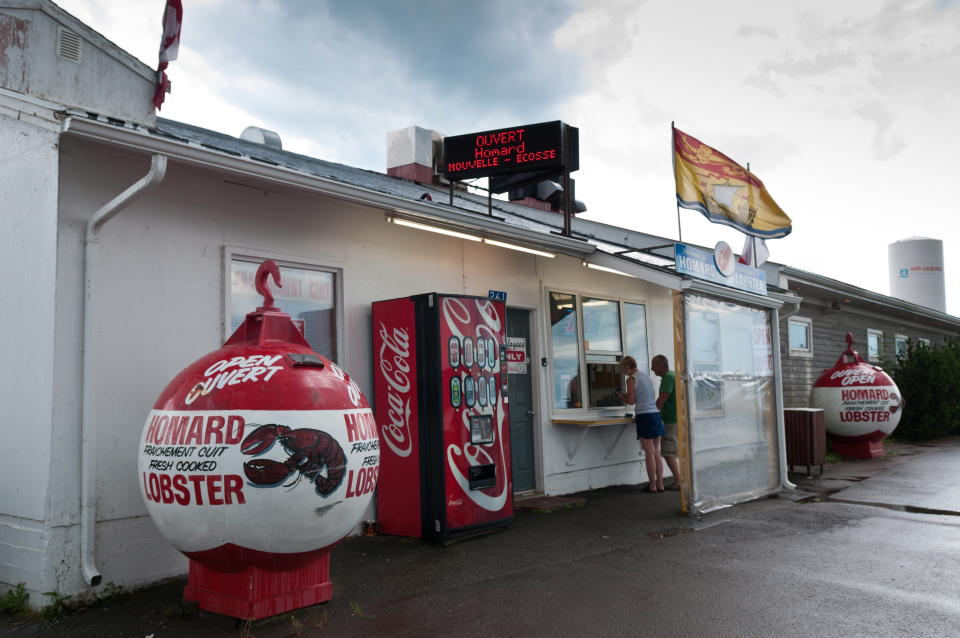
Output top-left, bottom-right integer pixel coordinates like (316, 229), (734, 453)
(867, 329), (883, 362)
(229, 257), (340, 361)
(547, 290), (649, 412)
(895, 334), (908, 359)
(788, 316), (813, 357)
(583, 297), (623, 408)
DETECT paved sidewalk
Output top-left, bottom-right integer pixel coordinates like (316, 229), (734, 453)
(4, 437), (959, 638)
(787, 437), (960, 506)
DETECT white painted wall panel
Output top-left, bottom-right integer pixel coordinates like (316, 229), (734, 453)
(48, 138), (678, 592)
(0, 111), (58, 523)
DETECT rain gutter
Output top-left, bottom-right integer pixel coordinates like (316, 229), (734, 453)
(60, 117), (595, 259)
(79, 153), (168, 585)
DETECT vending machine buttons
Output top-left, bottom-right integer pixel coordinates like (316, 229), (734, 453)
(450, 376), (462, 408)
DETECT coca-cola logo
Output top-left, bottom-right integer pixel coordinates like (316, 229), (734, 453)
(442, 297), (509, 513)
(377, 322), (413, 457)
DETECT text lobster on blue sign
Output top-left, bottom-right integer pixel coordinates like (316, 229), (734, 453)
(674, 243), (766, 295)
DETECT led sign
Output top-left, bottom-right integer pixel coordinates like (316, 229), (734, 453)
(442, 121), (576, 181)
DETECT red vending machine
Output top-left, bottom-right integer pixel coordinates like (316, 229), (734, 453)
(373, 293), (513, 542)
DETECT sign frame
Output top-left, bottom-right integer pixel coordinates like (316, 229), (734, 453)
(674, 242), (767, 296)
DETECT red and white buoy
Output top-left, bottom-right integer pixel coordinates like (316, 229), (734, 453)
(138, 260), (378, 619)
(810, 333), (903, 459)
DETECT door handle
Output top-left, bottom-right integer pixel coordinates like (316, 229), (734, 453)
(525, 410), (535, 417)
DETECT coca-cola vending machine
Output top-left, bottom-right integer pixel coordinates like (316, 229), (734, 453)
(372, 293), (513, 542)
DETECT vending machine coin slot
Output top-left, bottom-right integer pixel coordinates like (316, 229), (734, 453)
(468, 463), (496, 490)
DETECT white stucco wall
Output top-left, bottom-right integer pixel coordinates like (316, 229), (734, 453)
(39, 136), (678, 596)
(0, 96), (59, 597)
(535, 260), (676, 494)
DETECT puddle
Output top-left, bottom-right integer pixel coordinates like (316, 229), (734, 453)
(802, 495), (960, 518)
(647, 527), (694, 540)
(648, 518), (730, 540)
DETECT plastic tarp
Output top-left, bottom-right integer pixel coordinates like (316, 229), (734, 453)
(681, 294), (780, 514)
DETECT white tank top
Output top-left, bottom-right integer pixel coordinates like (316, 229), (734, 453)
(631, 371), (658, 414)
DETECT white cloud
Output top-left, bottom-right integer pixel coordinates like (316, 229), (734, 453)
(50, 0), (960, 314)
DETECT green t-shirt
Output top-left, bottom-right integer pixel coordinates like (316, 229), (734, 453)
(658, 371), (676, 423)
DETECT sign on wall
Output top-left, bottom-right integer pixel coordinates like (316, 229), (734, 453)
(674, 242), (766, 296)
(506, 337), (528, 374)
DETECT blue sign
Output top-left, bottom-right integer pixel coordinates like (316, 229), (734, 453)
(674, 243), (766, 295)
(488, 290), (508, 302)
(899, 268), (909, 279)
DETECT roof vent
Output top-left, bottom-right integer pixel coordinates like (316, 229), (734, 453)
(240, 126), (283, 150)
(56, 27), (82, 63)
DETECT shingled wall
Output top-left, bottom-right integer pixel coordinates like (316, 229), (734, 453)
(779, 299), (951, 408)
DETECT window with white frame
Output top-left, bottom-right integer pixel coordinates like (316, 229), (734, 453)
(867, 329), (883, 362)
(919, 337), (931, 348)
(229, 257), (340, 361)
(895, 334), (908, 359)
(548, 290), (648, 411)
(788, 316), (813, 357)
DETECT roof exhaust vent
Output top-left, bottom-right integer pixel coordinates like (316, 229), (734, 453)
(240, 126), (283, 150)
(387, 126), (443, 184)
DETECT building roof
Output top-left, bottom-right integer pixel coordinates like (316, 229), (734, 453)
(60, 113), (956, 322)
(780, 265), (960, 332)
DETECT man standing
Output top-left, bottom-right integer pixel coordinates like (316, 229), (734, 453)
(651, 355), (681, 490)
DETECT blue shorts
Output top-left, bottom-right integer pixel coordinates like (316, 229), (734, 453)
(635, 412), (666, 439)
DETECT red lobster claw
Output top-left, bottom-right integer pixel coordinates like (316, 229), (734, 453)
(241, 424), (284, 455)
(244, 458), (295, 486)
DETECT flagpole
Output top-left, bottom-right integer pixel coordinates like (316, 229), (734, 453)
(671, 121), (682, 242)
(747, 162), (752, 267)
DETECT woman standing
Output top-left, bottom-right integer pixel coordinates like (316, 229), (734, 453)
(616, 356), (665, 492)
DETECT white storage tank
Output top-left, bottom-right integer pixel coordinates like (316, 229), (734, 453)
(888, 237), (946, 312)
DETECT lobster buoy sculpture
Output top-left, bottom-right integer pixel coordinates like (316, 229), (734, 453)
(810, 333), (903, 459)
(138, 261), (379, 619)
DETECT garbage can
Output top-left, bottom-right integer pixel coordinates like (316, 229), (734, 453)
(784, 408), (826, 476)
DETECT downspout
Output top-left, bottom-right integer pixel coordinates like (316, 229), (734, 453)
(772, 295), (801, 492)
(80, 154), (168, 586)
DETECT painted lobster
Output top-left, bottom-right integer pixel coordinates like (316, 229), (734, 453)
(241, 424), (347, 497)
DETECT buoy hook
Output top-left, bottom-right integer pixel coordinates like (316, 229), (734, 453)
(255, 260), (282, 312)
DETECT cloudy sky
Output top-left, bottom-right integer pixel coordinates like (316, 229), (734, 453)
(57, 0), (960, 314)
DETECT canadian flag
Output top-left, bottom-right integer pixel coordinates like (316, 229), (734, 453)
(152, 0), (183, 109)
(739, 235), (770, 267)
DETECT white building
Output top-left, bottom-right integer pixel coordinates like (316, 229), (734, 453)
(1, 1), (794, 605)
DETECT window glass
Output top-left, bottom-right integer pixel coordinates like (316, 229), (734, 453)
(582, 298), (622, 352)
(789, 320), (810, 351)
(231, 259), (337, 360)
(919, 338), (930, 348)
(624, 302), (650, 373)
(549, 292), (581, 409)
(867, 330), (882, 361)
(586, 361), (621, 408)
(895, 335), (908, 359)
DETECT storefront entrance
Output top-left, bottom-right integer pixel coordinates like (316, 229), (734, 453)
(507, 308), (536, 492)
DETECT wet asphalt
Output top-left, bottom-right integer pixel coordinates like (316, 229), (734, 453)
(3, 438), (960, 638)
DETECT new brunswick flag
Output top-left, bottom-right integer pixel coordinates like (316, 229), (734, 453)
(673, 127), (792, 238)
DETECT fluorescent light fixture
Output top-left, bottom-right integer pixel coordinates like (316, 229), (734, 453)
(483, 238), (556, 258)
(582, 261), (636, 277)
(388, 216), (481, 242)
